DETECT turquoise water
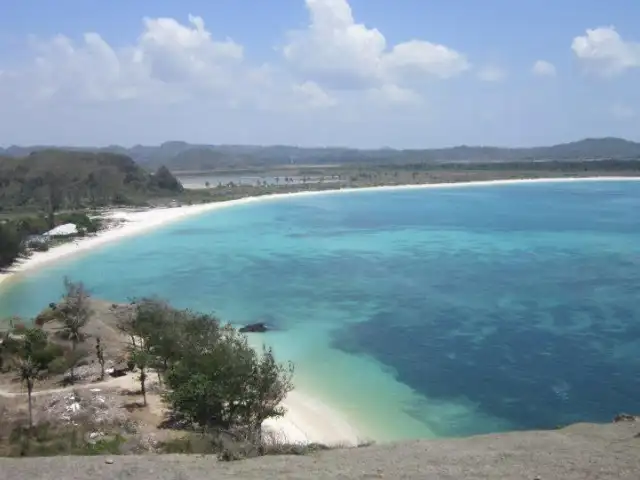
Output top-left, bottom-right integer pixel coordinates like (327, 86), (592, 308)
(1, 181), (640, 441)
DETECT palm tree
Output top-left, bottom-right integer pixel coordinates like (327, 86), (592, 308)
(14, 356), (40, 428)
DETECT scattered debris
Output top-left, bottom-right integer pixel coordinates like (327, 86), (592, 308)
(43, 388), (129, 426)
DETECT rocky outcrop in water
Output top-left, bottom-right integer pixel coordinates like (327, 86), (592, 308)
(239, 322), (268, 333)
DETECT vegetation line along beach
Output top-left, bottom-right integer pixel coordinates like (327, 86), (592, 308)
(3, 176), (640, 287)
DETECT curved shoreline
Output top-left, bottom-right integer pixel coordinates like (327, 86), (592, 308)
(2, 176), (639, 288)
(2, 176), (640, 445)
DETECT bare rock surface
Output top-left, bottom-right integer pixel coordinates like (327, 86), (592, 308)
(2, 422), (639, 479)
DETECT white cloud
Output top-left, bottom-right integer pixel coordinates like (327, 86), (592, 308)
(0, 2), (476, 118)
(136, 15), (243, 84)
(8, 15), (264, 107)
(572, 26), (640, 76)
(532, 60), (556, 77)
(477, 65), (506, 82)
(282, 0), (469, 90)
(611, 103), (635, 119)
(292, 81), (337, 108)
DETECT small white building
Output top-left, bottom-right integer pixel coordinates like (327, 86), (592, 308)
(44, 223), (78, 237)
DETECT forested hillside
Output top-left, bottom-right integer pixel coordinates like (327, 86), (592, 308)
(0, 150), (183, 214)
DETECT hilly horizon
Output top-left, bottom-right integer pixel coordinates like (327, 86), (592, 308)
(2, 137), (640, 171)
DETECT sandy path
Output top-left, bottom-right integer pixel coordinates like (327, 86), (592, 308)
(0, 373), (138, 398)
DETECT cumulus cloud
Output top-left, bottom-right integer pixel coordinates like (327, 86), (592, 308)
(292, 81), (337, 109)
(5, 15), (264, 107)
(282, 0), (470, 90)
(532, 60), (556, 77)
(0, 2), (478, 116)
(572, 26), (640, 76)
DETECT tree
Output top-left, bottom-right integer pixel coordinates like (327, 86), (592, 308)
(42, 171), (66, 230)
(13, 326), (48, 429)
(165, 322), (294, 442)
(14, 356), (41, 429)
(129, 348), (152, 406)
(113, 303), (139, 349)
(95, 337), (105, 381)
(116, 298), (174, 403)
(114, 298), (294, 442)
(1, 318), (17, 371)
(55, 278), (92, 383)
(152, 166), (183, 192)
(0, 222), (24, 270)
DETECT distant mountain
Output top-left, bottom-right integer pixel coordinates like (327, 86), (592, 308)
(2, 137), (639, 171)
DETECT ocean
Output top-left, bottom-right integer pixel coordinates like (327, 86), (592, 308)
(1, 180), (639, 441)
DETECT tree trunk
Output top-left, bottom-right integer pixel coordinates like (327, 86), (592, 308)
(70, 339), (77, 384)
(140, 368), (147, 406)
(27, 379), (33, 429)
(47, 209), (55, 231)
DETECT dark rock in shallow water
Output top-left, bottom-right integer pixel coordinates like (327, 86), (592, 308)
(239, 322), (268, 333)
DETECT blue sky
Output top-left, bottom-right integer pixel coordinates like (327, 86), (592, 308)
(1, 0), (639, 148)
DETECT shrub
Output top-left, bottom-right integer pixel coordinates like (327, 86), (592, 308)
(32, 343), (65, 370)
(15, 216), (49, 236)
(29, 240), (50, 252)
(47, 357), (69, 375)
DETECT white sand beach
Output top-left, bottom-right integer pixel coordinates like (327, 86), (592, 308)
(1, 176), (639, 445)
(3, 176), (640, 289)
(262, 390), (361, 445)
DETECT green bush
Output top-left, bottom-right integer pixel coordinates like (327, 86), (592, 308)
(47, 357), (69, 375)
(29, 240), (50, 252)
(15, 216), (49, 236)
(32, 343), (65, 370)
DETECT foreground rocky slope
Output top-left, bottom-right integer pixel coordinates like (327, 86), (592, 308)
(2, 422), (638, 479)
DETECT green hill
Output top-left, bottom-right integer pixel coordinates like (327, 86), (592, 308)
(0, 149), (183, 214)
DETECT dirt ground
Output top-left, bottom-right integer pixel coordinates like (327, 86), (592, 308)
(0, 421), (638, 479)
(1, 298), (181, 449)
(0, 298), (132, 393)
